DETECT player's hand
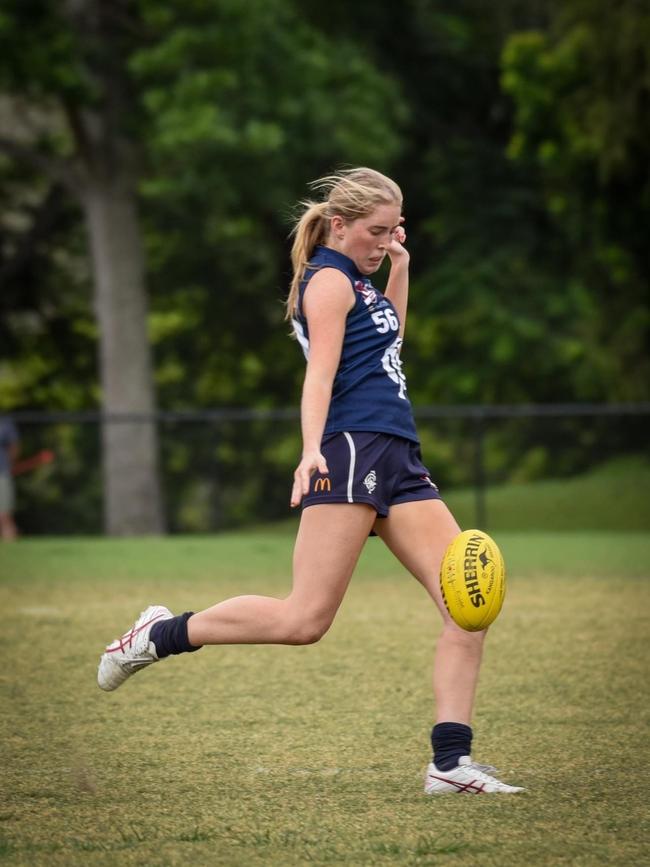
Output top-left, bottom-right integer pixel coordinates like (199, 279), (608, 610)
(290, 450), (329, 508)
(382, 218), (409, 265)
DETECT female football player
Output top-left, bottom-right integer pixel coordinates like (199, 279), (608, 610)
(98, 168), (522, 795)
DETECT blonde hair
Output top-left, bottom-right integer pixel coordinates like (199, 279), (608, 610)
(285, 167), (402, 319)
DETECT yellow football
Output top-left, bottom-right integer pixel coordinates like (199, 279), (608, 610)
(439, 529), (506, 632)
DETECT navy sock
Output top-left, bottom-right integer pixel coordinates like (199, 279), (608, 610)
(150, 612), (202, 658)
(431, 722), (473, 771)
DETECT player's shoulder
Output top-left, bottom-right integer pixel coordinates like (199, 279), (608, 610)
(307, 265), (353, 291)
(303, 266), (355, 317)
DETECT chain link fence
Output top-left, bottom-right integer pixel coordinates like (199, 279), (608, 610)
(7, 403), (650, 535)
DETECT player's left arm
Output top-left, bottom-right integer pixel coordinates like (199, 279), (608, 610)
(382, 221), (409, 340)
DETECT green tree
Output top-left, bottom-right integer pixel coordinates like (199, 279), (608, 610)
(132, 0), (405, 410)
(501, 0), (650, 400)
(0, 0), (164, 535)
(1, 0), (405, 532)
(301, 0), (649, 406)
(131, 0), (406, 529)
(300, 0), (572, 404)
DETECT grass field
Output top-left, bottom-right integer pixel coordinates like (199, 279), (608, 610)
(1, 531), (649, 866)
(443, 456), (650, 531)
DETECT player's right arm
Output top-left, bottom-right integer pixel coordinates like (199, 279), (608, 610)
(290, 269), (354, 508)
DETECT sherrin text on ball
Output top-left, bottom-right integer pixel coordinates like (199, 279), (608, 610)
(439, 529), (506, 632)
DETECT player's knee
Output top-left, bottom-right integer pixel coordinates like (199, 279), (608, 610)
(441, 620), (487, 649)
(285, 612), (332, 645)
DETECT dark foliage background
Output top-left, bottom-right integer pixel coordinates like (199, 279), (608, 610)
(1, 0), (648, 532)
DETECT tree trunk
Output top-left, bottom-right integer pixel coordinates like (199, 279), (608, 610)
(82, 175), (164, 535)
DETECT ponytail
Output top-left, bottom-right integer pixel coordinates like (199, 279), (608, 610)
(285, 200), (329, 320)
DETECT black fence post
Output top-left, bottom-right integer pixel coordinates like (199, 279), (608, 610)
(473, 410), (487, 530)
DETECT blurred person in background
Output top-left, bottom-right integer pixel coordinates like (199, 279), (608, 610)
(0, 416), (19, 541)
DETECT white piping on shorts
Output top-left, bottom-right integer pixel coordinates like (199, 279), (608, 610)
(342, 432), (356, 503)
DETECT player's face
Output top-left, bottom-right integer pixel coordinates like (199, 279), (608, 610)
(334, 203), (402, 275)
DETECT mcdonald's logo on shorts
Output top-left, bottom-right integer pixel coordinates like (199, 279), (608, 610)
(314, 476), (331, 493)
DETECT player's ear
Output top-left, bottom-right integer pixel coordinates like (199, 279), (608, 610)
(330, 215), (346, 237)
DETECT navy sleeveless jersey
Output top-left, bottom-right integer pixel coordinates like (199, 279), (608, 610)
(292, 245), (418, 443)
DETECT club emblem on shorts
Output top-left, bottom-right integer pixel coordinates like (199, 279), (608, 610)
(314, 477), (331, 493)
(363, 470), (377, 493)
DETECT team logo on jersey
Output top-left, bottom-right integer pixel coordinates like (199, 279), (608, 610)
(363, 471), (377, 493)
(314, 477), (331, 493)
(354, 280), (378, 307)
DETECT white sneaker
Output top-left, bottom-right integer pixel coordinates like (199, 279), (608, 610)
(424, 756), (524, 794)
(97, 605), (173, 692)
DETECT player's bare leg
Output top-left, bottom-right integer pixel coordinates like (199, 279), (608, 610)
(374, 498), (523, 792)
(373, 498), (485, 724)
(0, 512), (17, 541)
(98, 503), (376, 690)
(188, 503), (376, 645)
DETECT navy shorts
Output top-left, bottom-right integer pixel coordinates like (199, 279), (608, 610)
(302, 431), (441, 518)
